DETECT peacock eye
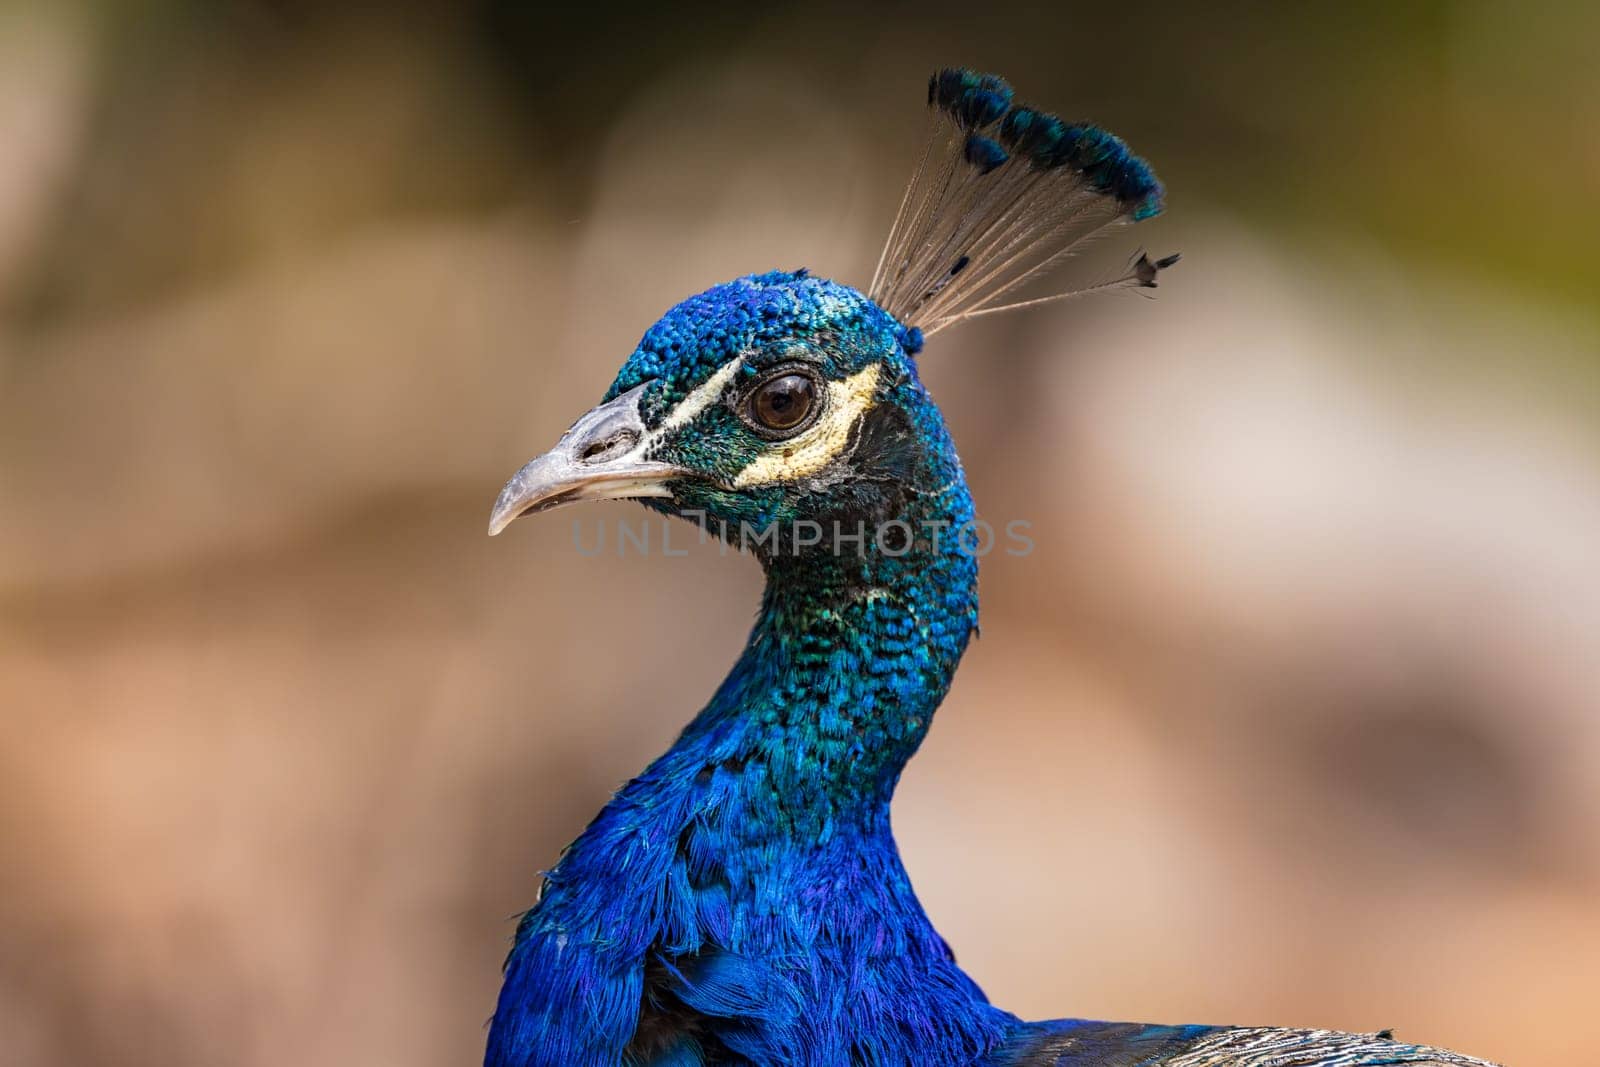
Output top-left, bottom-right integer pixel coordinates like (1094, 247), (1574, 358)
(747, 371), (821, 436)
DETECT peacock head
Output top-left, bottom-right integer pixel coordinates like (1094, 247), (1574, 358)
(489, 68), (1176, 561)
(487, 271), (942, 558)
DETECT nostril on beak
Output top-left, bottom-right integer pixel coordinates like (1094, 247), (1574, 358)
(579, 428), (639, 463)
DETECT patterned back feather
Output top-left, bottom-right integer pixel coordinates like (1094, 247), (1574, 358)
(1002, 1023), (1504, 1067)
(870, 69), (1178, 336)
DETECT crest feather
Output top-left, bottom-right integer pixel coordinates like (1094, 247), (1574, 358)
(869, 69), (1176, 336)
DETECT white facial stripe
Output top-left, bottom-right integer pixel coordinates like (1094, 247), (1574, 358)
(659, 355), (745, 432)
(731, 363), (882, 488)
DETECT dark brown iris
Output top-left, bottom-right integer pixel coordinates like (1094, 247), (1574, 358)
(749, 372), (819, 434)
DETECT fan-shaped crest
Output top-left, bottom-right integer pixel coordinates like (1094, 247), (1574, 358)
(869, 69), (1177, 336)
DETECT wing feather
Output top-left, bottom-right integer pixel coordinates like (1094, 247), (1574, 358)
(997, 1022), (1503, 1067)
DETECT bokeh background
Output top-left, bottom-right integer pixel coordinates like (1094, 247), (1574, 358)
(2, 3), (1597, 1065)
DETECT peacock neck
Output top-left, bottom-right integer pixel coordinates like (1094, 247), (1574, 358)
(490, 430), (1015, 1066)
(671, 471), (981, 834)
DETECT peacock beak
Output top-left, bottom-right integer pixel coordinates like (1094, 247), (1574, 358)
(488, 382), (689, 536)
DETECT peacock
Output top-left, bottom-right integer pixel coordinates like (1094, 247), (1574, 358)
(482, 69), (1501, 1067)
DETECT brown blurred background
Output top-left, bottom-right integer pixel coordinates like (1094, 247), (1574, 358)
(1, 3), (1597, 1065)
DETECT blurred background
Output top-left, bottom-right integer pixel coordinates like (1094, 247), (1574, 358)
(1, 2), (1596, 1064)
